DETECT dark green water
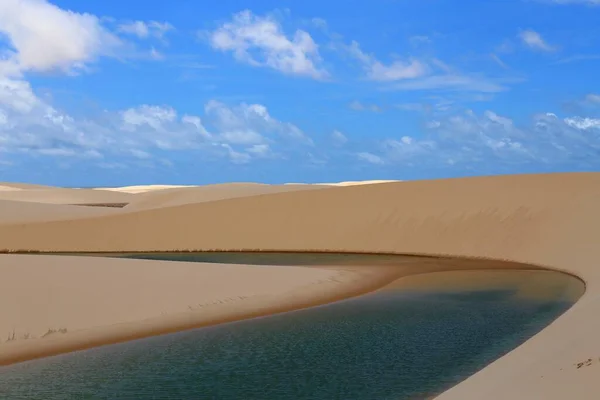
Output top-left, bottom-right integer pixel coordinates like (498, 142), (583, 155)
(0, 253), (582, 400)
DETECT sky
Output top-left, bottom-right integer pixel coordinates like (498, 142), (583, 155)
(0, 0), (599, 186)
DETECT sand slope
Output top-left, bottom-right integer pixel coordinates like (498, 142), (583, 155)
(94, 184), (196, 193)
(0, 182), (56, 190)
(124, 182), (331, 211)
(0, 200), (121, 224)
(0, 188), (134, 205)
(1, 172), (600, 398)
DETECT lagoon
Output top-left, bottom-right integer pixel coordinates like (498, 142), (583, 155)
(0, 253), (583, 400)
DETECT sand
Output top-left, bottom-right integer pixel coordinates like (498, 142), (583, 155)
(0, 188), (134, 205)
(0, 254), (408, 365)
(0, 182), (55, 190)
(94, 184), (197, 194)
(1, 172), (599, 398)
(123, 182), (330, 211)
(0, 199), (122, 224)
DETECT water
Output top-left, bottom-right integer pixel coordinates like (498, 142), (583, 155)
(0, 254), (583, 400)
(119, 251), (420, 266)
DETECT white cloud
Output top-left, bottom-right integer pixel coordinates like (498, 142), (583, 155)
(553, 54), (600, 64)
(346, 41), (428, 81)
(382, 136), (436, 163)
(205, 100), (313, 145)
(409, 35), (431, 46)
(564, 116), (600, 130)
(130, 149), (151, 159)
(0, 77), (40, 112)
(331, 129), (347, 145)
(246, 143), (271, 156)
(122, 105), (177, 130)
(518, 29), (555, 52)
(343, 40), (506, 92)
(149, 47), (164, 60)
(181, 115), (211, 137)
(0, 76), (311, 165)
(118, 20), (173, 39)
(208, 10), (327, 79)
(0, 0), (121, 75)
(585, 94), (600, 104)
(369, 60), (428, 81)
(310, 18), (328, 30)
(364, 109), (600, 168)
(390, 75), (507, 93)
(220, 143), (251, 164)
(490, 53), (509, 69)
(349, 100), (382, 112)
(357, 152), (384, 165)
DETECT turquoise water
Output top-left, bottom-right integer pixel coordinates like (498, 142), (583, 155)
(0, 254), (582, 400)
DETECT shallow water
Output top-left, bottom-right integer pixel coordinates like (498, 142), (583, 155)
(0, 254), (583, 400)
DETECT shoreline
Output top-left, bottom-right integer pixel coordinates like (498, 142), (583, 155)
(0, 255), (415, 367)
(0, 253), (582, 369)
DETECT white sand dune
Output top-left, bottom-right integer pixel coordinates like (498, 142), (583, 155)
(1, 172), (599, 399)
(283, 179), (399, 186)
(123, 182), (331, 211)
(95, 184), (197, 194)
(0, 188), (134, 205)
(316, 179), (401, 186)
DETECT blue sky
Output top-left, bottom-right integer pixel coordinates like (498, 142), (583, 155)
(0, 0), (599, 186)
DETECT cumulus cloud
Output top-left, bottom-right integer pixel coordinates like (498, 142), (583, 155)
(205, 100), (313, 145)
(518, 29), (555, 52)
(0, 0), (122, 76)
(207, 10), (327, 79)
(0, 78), (312, 164)
(564, 116), (600, 130)
(360, 109), (600, 169)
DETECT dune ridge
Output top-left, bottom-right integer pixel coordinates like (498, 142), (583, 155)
(1, 172), (599, 398)
(0, 188), (135, 205)
(123, 182), (330, 211)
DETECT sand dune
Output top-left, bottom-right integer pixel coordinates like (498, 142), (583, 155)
(316, 179), (401, 186)
(124, 182), (331, 211)
(95, 184), (197, 194)
(0, 200), (121, 224)
(1, 172), (600, 398)
(0, 182), (57, 190)
(0, 188), (134, 205)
